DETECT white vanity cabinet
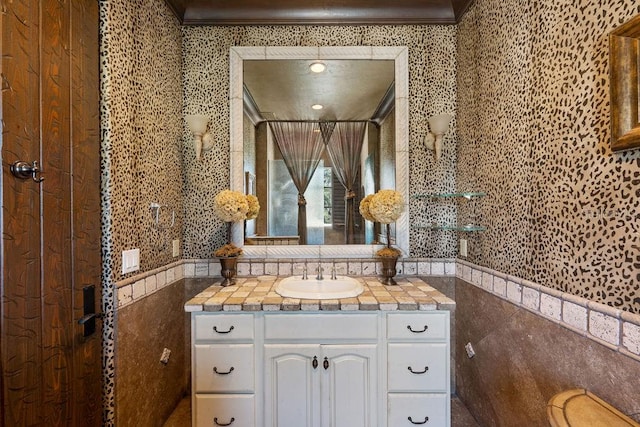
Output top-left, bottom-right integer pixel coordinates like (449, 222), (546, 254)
(387, 312), (451, 426)
(191, 310), (450, 427)
(192, 314), (256, 427)
(263, 313), (379, 427)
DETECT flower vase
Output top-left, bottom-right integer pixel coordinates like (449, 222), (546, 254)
(219, 257), (238, 287)
(380, 256), (399, 285)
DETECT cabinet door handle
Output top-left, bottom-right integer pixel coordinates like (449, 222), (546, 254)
(213, 366), (235, 375)
(408, 416), (429, 424)
(213, 325), (234, 334)
(323, 357), (329, 370)
(214, 417), (235, 426)
(407, 366), (429, 374)
(407, 325), (428, 333)
(312, 356), (318, 369)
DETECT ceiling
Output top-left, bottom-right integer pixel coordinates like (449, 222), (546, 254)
(243, 60), (395, 122)
(164, 0), (474, 25)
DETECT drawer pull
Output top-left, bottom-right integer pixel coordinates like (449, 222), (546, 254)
(213, 366), (235, 375)
(214, 417), (235, 426)
(323, 357), (329, 370)
(408, 416), (429, 424)
(407, 366), (429, 374)
(312, 356), (318, 369)
(407, 325), (428, 333)
(213, 325), (235, 334)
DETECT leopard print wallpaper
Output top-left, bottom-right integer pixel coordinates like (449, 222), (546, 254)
(98, 0), (640, 423)
(181, 25), (459, 260)
(100, 0), (182, 424)
(457, 0), (640, 313)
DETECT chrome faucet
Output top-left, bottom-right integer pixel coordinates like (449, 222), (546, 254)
(331, 263), (337, 280)
(302, 262), (308, 280)
(316, 266), (324, 280)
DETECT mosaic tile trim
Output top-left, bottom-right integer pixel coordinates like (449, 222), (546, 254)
(182, 257), (457, 279)
(457, 259), (640, 363)
(184, 276), (455, 312)
(115, 261), (185, 310)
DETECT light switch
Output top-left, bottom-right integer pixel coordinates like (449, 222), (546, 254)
(459, 239), (468, 257)
(122, 248), (140, 274)
(172, 239), (180, 257)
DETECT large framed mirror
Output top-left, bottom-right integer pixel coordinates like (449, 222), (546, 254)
(229, 46), (409, 258)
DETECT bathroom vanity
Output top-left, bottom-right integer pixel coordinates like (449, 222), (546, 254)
(185, 276), (453, 427)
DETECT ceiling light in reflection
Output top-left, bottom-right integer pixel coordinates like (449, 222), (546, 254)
(311, 104), (323, 110)
(309, 62), (326, 73)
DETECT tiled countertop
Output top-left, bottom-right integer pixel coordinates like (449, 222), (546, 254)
(185, 276), (455, 312)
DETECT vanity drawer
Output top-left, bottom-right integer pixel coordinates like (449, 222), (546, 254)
(387, 312), (448, 341)
(194, 313), (254, 342)
(388, 343), (448, 392)
(194, 344), (254, 393)
(194, 394), (255, 427)
(388, 393), (448, 427)
(264, 313), (378, 341)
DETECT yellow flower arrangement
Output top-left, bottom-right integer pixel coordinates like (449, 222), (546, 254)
(246, 194), (260, 220)
(213, 190), (261, 259)
(368, 189), (404, 224)
(214, 243), (243, 258)
(213, 190), (249, 223)
(358, 194), (376, 222)
(359, 189), (405, 258)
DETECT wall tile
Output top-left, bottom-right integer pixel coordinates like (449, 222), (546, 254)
(145, 275), (157, 293)
(622, 322), (640, 355)
(562, 301), (587, 332)
(540, 294), (561, 320)
(506, 281), (522, 304)
(493, 276), (507, 297)
(521, 287), (540, 311)
(589, 311), (620, 346)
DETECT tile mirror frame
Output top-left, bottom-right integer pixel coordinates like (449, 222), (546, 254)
(229, 46), (410, 259)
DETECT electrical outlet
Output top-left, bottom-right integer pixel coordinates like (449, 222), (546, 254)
(160, 348), (171, 364)
(465, 342), (476, 359)
(122, 249), (140, 274)
(459, 239), (468, 257)
(172, 239), (180, 257)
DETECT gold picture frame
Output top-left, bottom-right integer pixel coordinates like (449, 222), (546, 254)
(610, 14), (640, 152)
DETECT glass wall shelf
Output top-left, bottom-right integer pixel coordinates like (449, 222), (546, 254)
(415, 224), (487, 232)
(413, 192), (486, 200)
(412, 191), (487, 232)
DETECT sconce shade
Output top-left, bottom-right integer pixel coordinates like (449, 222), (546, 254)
(186, 114), (209, 134)
(428, 113), (452, 135)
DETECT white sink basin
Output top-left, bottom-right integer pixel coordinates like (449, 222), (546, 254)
(275, 276), (364, 299)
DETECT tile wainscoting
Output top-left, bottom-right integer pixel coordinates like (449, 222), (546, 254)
(114, 257), (640, 364)
(456, 259), (640, 363)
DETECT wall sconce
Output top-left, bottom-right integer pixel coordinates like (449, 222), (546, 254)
(424, 113), (452, 161)
(186, 114), (214, 161)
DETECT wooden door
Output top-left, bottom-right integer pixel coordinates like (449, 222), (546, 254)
(0, 1), (102, 426)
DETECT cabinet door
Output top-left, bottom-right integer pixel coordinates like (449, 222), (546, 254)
(264, 345), (321, 427)
(321, 345), (378, 427)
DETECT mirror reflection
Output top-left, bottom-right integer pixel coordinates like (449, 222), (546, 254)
(242, 59), (395, 245)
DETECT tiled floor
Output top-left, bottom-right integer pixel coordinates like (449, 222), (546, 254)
(163, 395), (480, 426)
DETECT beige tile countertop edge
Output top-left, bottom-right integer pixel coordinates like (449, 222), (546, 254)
(185, 276), (454, 313)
